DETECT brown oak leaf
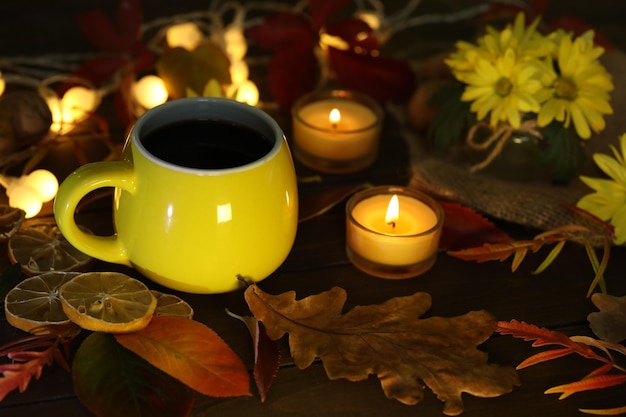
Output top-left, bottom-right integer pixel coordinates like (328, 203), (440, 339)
(244, 285), (520, 416)
(588, 293), (626, 342)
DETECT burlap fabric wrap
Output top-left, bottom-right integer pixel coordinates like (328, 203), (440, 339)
(403, 50), (626, 233)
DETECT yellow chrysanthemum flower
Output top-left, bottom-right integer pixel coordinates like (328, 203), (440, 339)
(577, 134), (626, 244)
(537, 31), (614, 139)
(457, 48), (542, 128)
(446, 13), (552, 75)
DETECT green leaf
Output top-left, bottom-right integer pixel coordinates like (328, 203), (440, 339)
(156, 43), (231, 99)
(73, 332), (194, 417)
(115, 316), (250, 398)
(427, 82), (474, 149)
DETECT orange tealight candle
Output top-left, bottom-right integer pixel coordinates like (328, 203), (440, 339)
(346, 186), (444, 279)
(292, 90), (383, 173)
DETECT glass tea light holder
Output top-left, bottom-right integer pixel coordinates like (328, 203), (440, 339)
(291, 90), (383, 173)
(345, 186), (444, 279)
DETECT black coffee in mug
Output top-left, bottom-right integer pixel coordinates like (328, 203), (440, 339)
(141, 119), (274, 169)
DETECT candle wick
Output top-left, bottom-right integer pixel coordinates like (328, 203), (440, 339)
(387, 221), (396, 228)
(331, 121), (338, 130)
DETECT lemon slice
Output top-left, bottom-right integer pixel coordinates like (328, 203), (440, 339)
(4, 271), (81, 336)
(152, 290), (194, 319)
(59, 272), (157, 333)
(8, 222), (92, 276)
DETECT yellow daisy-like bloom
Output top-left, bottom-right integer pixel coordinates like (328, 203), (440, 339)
(537, 31), (614, 139)
(577, 134), (626, 244)
(457, 48), (542, 128)
(446, 13), (552, 75)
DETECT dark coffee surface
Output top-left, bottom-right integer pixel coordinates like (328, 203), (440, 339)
(141, 119), (273, 169)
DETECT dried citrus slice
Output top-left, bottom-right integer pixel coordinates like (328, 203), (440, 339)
(59, 272), (156, 333)
(4, 271), (81, 336)
(0, 205), (25, 243)
(7, 222), (92, 275)
(152, 290), (194, 319)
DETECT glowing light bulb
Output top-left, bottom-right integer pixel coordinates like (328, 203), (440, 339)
(20, 169), (59, 202)
(0, 169), (58, 218)
(46, 85), (99, 133)
(229, 60), (249, 86)
(166, 22), (203, 50)
(223, 25), (247, 61)
(0, 71), (5, 97)
(7, 185), (42, 218)
(132, 75), (169, 110)
(235, 80), (259, 106)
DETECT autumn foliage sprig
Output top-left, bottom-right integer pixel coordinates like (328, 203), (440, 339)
(497, 320), (626, 415)
(448, 206), (614, 297)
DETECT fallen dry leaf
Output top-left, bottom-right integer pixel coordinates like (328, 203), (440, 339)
(588, 293), (626, 343)
(245, 285), (519, 416)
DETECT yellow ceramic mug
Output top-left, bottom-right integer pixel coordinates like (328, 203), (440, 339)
(54, 97), (298, 294)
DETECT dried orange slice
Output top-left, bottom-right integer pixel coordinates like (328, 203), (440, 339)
(7, 222), (92, 275)
(58, 272), (156, 333)
(152, 290), (194, 319)
(4, 271), (81, 336)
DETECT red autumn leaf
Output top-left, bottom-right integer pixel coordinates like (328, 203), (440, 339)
(439, 201), (512, 250)
(115, 316), (250, 398)
(328, 47), (415, 102)
(0, 335), (71, 401)
(246, 12), (318, 109)
(307, 0), (352, 30)
(231, 313), (282, 402)
(545, 374), (626, 399)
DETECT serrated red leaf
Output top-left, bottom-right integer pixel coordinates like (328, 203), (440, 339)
(545, 374), (626, 399)
(307, 0), (351, 30)
(517, 347), (574, 369)
(496, 320), (575, 347)
(328, 47), (415, 102)
(115, 316), (250, 398)
(0, 336), (70, 401)
(439, 201), (512, 250)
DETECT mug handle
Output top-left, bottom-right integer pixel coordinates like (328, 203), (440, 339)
(54, 161), (134, 266)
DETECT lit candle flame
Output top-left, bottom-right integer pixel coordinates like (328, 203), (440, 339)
(329, 108), (341, 129)
(385, 194), (399, 228)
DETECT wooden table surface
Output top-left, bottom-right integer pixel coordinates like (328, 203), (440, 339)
(1, 1), (626, 417)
